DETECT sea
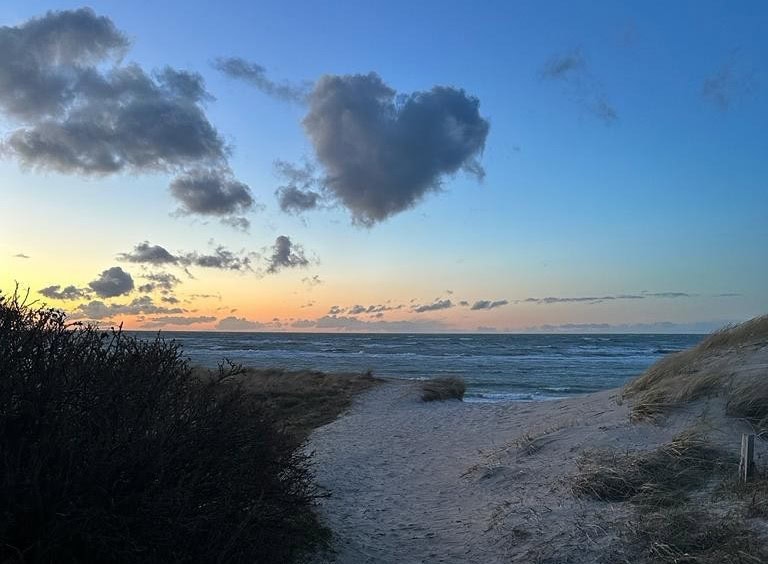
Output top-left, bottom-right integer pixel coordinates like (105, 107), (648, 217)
(132, 332), (703, 403)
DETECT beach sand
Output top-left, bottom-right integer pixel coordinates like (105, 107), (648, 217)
(307, 342), (768, 563)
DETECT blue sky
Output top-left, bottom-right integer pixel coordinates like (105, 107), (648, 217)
(1, 1), (766, 331)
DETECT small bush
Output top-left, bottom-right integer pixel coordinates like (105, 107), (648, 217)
(420, 377), (466, 402)
(0, 291), (327, 563)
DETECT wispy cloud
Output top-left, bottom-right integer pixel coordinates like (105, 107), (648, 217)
(412, 299), (454, 313)
(302, 275), (324, 288)
(291, 315), (446, 333)
(213, 57), (309, 103)
(470, 299), (509, 310)
(215, 316), (282, 331)
(524, 320), (735, 334)
(520, 292), (697, 305)
(541, 48), (617, 124)
(702, 61), (756, 111)
(142, 315), (216, 328)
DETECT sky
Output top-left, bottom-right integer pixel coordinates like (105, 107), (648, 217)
(0, 1), (766, 333)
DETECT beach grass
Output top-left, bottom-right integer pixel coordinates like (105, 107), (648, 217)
(195, 366), (381, 443)
(571, 429), (729, 506)
(564, 318), (768, 563)
(623, 314), (768, 422)
(420, 376), (466, 402)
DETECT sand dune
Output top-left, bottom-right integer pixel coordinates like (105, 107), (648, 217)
(307, 334), (768, 563)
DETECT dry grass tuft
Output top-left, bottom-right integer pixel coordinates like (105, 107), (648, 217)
(420, 377), (466, 402)
(696, 314), (768, 350)
(716, 472), (768, 519)
(571, 431), (730, 506)
(570, 429), (767, 563)
(195, 366), (381, 443)
(624, 314), (768, 421)
(629, 507), (767, 564)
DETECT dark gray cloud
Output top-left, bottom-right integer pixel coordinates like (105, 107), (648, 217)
(181, 245), (253, 271)
(39, 284), (90, 300)
(277, 186), (320, 214)
(714, 292), (742, 298)
(13, 253), (30, 259)
(118, 241), (255, 272)
(0, 8), (129, 121)
(541, 49), (617, 124)
(0, 8), (249, 223)
(214, 57), (308, 103)
(137, 272), (182, 293)
(88, 266), (134, 298)
(470, 299), (509, 310)
(118, 242), (178, 265)
(459, 300), (469, 306)
(327, 303), (402, 316)
(161, 295), (180, 304)
(215, 316), (280, 331)
(266, 235), (309, 273)
(170, 169), (254, 218)
(142, 315), (216, 328)
(412, 299), (454, 313)
(74, 295), (184, 319)
(348, 304), (367, 315)
(274, 160), (322, 215)
(303, 72), (489, 225)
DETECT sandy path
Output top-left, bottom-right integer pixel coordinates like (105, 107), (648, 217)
(306, 381), (667, 563)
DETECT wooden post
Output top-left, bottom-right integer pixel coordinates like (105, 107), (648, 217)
(740, 433), (755, 482)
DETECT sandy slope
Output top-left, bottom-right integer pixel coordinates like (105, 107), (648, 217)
(306, 358), (765, 564)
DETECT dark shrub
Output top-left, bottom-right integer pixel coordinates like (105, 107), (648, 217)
(0, 291), (326, 563)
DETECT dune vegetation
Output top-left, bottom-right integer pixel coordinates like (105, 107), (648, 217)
(0, 290), (376, 563)
(420, 376), (467, 402)
(566, 315), (768, 563)
(624, 314), (768, 426)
